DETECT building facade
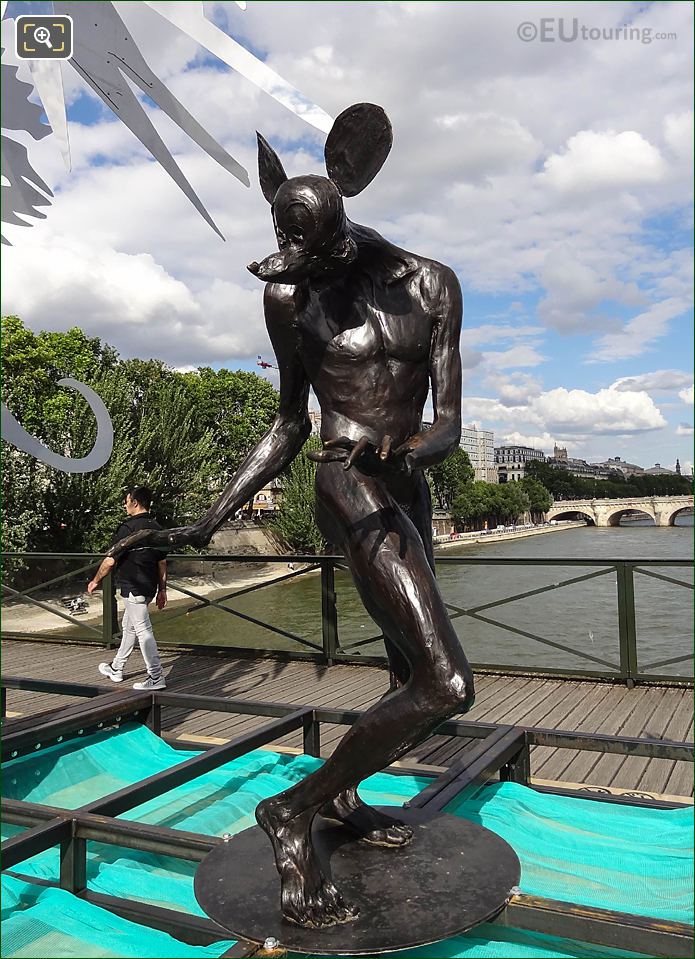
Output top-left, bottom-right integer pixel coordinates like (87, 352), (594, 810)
(460, 425), (498, 483)
(494, 444), (545, 482)
(592, 456), (644, 478)
(548, 446), (615, 480)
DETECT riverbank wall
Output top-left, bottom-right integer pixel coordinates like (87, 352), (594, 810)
(433, 520), (586, 551)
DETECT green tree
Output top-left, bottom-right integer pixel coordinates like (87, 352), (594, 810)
(181, 367), (278, 474)
(452, 481), (494, 531)
(1, 317), (279, 557)
(520, 476), (552, 522)
(269, 435), (325, 553)
(428, 448), (474, 509)
(493, 482), (531, 525)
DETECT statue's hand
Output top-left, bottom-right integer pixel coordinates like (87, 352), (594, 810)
(107, 523), (210, 560)
(307, 435), (416, 474)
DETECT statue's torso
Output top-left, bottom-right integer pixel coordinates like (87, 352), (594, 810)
(292, 251), (444, 446)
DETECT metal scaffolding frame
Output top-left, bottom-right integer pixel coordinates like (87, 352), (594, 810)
(1, 677), (693, 958)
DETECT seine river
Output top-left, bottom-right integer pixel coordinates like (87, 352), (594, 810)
(161, 516), (693, 680)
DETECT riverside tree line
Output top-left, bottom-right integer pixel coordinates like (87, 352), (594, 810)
(3, 317), (691, 556)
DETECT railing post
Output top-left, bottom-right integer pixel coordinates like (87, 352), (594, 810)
(102, 570), (118, 648)
(501, 741), (531, 784)
(147, 697), (162, 737)
(60, 825), (86, 893)
(302, 711), (321, 758)
(616, 562), (638, 688)
(321, 560), (338, 666)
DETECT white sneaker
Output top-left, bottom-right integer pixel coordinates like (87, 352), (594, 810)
(133, 676), (167, 690)
(98, 662), (123, 683)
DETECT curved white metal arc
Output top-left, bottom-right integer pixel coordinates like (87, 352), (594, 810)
(1, 377), (113, 473)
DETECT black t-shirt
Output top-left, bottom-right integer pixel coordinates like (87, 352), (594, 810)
(110, 513), (168, 599)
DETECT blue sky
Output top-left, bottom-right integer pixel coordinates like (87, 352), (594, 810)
(3, 0), (693, 472)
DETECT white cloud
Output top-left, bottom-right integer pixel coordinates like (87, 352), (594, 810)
(676, 423), (693, 436)
(497, 431), (558, 453)
(460, 324), (544, 348)
(433, 112), (541, 182)
(542, 130), (665, 194)
(537, 244), (642, 333)
(2, 233), (269, 364)
(611, 370), (694, 393)
(465, 385), (666, 444)
(591, 298), (689, 362)
(483, 345), (546, 369)
(678, 385), (694, 405)
(531, 387), (666, 435)
(663, 111), (694, 162)
(485, 373), (543, 407)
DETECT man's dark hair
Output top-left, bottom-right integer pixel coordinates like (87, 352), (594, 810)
(126, 485), (153, 510)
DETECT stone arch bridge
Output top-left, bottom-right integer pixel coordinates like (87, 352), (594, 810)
(546, 495), (693, 528)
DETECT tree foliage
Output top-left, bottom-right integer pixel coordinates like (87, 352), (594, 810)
(452, 481), (531, 531)
(427, 448), (474, 509)
(519, 476), (552, 522)
(2, 316), (278, 554)
(526, 460), (693, 499)
(269, 435), (326, 554)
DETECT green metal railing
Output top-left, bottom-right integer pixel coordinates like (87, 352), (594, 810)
(1, 552), (692, 687)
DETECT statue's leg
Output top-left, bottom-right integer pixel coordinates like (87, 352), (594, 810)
(321, 472), (435, 844)
(255, 464), (474, 927)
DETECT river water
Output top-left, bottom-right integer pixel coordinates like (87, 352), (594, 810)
(160, 516), (693, 680)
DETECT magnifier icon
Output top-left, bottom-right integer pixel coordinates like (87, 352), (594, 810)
(33, 25), (53, 49)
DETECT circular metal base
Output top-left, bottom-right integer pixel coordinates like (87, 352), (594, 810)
(194, 807), (520, 955)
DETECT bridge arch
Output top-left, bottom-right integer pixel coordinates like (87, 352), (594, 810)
(549, 509), (595, 526)
(665, 506), (693, 526)
(605, 507), (656, 527)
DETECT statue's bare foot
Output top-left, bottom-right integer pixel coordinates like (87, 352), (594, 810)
(320, 786), (413, 846)
(256, 797), (359, 928)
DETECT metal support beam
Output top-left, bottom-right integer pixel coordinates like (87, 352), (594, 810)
(59, 826), (86, 893)
(154, 691), (295, 719)
(3, 692), (151, 758)
(497, 893), (694, 959)
(79, 709), (310, 818)
(1, 817), (70, 870)
(78, 890), (233, 946)
(501, 739), (531, 784)
(408, 726), (525, 810)
(302, 710), (321, 758)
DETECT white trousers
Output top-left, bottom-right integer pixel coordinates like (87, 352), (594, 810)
(111, 593), (163, 681)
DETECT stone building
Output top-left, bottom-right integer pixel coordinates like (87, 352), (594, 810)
(494, 444), (545, 482)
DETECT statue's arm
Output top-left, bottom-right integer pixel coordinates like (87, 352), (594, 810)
(189, 285), (311, 539)
(109, 286), (310, 554)
(401, 265), (462, 469)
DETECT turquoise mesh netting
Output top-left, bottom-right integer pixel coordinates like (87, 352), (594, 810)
(2, 723), (692, 958)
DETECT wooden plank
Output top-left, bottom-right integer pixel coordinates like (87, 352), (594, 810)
(550, 686), (662, 783)
(633, 692), (693, 794)
(3, 640), (691, 795)
(419, 679), (547, 766)
(562, 687), (668, 790)
(531, 683), (626, 780)
(665, 717), (694, 797)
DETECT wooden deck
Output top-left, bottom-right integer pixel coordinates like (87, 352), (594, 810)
(3, 640), (692, 800)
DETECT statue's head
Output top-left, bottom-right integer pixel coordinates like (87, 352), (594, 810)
(247, 104), (392, 284)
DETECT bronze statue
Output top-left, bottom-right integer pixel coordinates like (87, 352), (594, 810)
(108, 103), (475, 929)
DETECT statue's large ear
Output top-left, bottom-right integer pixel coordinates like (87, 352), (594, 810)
(257, 132), (288, 203)
(324, 103), (392, 197)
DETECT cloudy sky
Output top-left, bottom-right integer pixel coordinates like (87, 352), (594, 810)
(3, 1), (693, 471)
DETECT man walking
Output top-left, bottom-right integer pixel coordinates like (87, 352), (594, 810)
(88, 486), (168, 690)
